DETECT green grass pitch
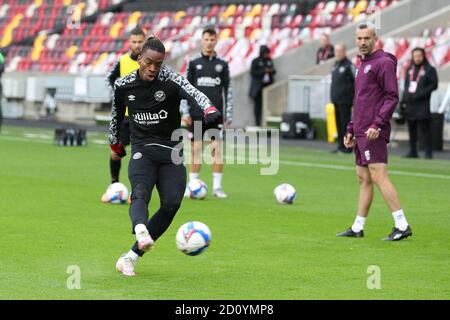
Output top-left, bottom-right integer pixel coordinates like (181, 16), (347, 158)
(1, 125), (449, 299)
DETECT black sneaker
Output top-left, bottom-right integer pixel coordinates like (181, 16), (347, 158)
(383, 226), (412, 241)
(336, 228), (364, 238)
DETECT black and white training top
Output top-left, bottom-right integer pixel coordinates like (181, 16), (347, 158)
(180, 52), (233, 122)
(109, 65), (213, 147)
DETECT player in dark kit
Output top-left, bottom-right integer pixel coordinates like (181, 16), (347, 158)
(181, 27), (233, 198)
(337, 24), (412, 241)
(102, 27), (145, 203)
(109, 36), (221, 276)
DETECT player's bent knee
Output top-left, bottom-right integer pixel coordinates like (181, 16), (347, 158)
(161, 197), (182, 213)
(131, 183), (151, 203)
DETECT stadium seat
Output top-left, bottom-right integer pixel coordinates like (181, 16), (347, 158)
(3, 0), (399, 74)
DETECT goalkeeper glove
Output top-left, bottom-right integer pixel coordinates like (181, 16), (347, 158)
(110, 143), (126, 158)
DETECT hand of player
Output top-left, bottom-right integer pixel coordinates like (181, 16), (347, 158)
(343, 133), (354, 149)
(365, 127), (380, 141)
(203, 106), (222, 127)
(224, 120), (232, 129)
(110, 143), (126, 158)
(182, 115), (192, 127)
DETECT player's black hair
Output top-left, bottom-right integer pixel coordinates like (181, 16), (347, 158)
(142, 35), (166, 54)
(202, 26), (217, 37)
(129, 26), (146, 37)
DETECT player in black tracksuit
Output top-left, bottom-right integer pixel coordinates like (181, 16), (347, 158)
(181, 27), (233, 198)
(110, 37), (221, 276)
(330, 43), (356, 153)
(102, 27), (145, 199)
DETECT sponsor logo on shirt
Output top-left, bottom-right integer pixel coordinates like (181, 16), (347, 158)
(364, 150), (371, 161)
(197, 76), (221, 87)
(132, 110), (168, 125)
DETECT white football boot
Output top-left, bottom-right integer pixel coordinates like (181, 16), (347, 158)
(183, 186), (190, 198)
(116, 254), (136, 277)
(213, 188), (228, 198)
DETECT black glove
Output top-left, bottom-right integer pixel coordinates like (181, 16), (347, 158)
(203, 106), (222, 127)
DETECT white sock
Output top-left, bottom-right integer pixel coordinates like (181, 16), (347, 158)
(124, 250), (139, 262)
(189, 172), (199, 182)
(213, 172), (222, 190)
(392, 209), (408, 231)
(134, 224), (147, 236)
(351, 215), (366, 233)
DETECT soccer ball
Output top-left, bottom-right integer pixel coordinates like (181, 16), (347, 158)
(104, 182), (129, 204)
(186, 179), (208, 199)
(176, 221), (211, 256)
(274, 183), (297, 204)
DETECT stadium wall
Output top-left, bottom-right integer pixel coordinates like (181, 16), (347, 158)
(257, 0), (450, 127)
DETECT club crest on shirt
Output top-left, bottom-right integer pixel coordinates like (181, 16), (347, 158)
(364, 65), (371, 74)
(133, 152), (142, 160)
(339, 66), (346, 73)
(215, 64), (223, 72)
(154, 90), (166, 102)
(196, 64), (203, 70)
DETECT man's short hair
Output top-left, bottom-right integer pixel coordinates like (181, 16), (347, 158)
(129, 26), (146, 37)
(357, 23), (377, 37)
(202, 26), (217, 37)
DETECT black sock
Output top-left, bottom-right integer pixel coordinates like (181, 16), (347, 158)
(131, 242), (146, 257)
(110, 158), (121, 183)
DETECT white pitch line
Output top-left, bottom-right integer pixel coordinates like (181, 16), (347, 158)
(2, 134), (450, 180)
(277, 159), (450, 180)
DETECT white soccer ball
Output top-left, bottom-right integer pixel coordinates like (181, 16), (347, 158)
(274, 183), (297, 204)
(186, 179), (208, 199)
(105, 182), (129, 204)
(176, 221), (212, 256)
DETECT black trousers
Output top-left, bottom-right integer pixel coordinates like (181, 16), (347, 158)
(128, 143), (186, 256)
(253, 91), (263, 126)
(334, 104), (352, 150)
(408, 118), (432, 156)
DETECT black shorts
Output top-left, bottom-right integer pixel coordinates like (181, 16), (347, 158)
(188, 118), (223, 142)
(120, 117), (131, 146)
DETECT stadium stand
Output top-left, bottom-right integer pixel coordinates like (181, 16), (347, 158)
(2, 0), (399, 76)
(347, 26), (450, 79)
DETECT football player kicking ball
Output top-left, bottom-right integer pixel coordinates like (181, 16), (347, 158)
(109, 36), (221, 276)
(336, 24), (412, 241)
